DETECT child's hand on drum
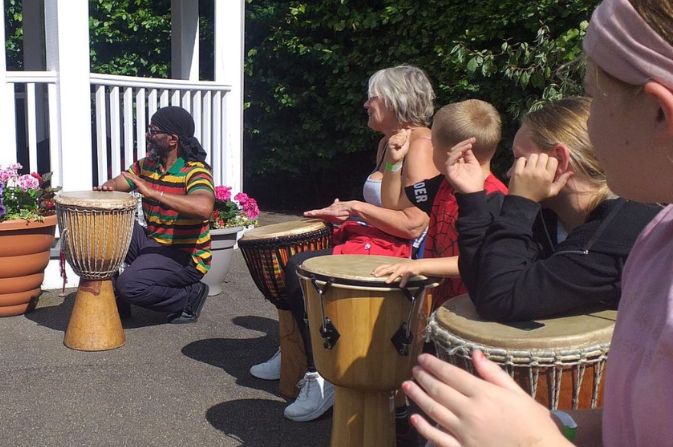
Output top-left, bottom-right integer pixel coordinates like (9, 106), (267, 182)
(371, 260), (420, 287)
(304, 199), (351, 224)
(403, 352), (571, 447)
(507, 153), (573, 203)
(445, 138), (484, 194)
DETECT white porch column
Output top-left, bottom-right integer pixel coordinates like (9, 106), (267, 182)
(171, 0), (199, 81)
(44, 0), (92, 190)
(214, 0), (244, 193)
(0, 0), (18, 166)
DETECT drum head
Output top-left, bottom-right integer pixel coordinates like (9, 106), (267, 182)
(55, 191), (137, 208)
(240, 218), (326, 240)
(298, 254), (439, 289)
(434, 294), (616, 349)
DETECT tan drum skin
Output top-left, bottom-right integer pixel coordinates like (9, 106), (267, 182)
(238, 218), (332, 398)
(55, 191), (137, 352)
(428, 294), (617, 410)
(298, 255), (439, 447)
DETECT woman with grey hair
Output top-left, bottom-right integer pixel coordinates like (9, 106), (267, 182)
(250, 65), (439, 427)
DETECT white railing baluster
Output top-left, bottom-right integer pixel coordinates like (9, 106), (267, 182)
(212, 91), (222, 185)
(136, 88), (146, 160)
(47, 83), (61, 186)
(109, 86), (121, 177)
(123, 87), (134, 169)
(181, 90), (191, 112)
(192, 91), (201, 142)
(160, 89), (169, 108)
(148, 88), (158, 120)
(95, 85), (108, 184)
(171, 90), (180, 106)
(202, 91), (212, 165)
(220, 91), (229, 187)
(2, 83), (17, 166)
(26, 82), (38, 173)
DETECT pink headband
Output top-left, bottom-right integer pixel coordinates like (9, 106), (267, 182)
(583, 0), (673, 91)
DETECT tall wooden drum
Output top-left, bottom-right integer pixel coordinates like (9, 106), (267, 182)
(427, 294), (616, 410)
(297, 255), (438, 447)
(55, 191), (136, 351)
(238, 218), (332, 398)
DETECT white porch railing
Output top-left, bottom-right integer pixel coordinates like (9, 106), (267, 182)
(6, 71), (233, 188)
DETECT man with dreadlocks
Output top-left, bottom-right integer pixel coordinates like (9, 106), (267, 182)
(95, 106), (215, 324)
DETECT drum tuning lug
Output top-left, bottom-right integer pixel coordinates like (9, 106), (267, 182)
(391, 323), (413, 356)
(320, 317), (340, 349)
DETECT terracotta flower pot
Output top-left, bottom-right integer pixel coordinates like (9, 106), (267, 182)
(0, 214), (57, 316)
(202, 226), (244, 296)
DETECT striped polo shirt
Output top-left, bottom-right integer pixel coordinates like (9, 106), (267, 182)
(127, 156), (214, 274)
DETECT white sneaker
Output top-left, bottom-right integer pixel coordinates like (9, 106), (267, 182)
(283, 371), (334, 422)
(249, 349), (281, 380)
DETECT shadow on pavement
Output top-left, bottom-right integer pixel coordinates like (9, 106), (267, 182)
(25, 290), (167, 332)
(206, 398), (330, 447)
(181, 315), (282, 395)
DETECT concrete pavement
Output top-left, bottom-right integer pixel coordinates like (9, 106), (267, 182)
(0, 211), (332, 447)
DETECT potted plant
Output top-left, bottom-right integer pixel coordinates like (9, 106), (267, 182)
(202, 186), (259, 295)
(0, 164), (60, 316)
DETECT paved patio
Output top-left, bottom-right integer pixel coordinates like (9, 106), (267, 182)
(0, 211), (334, 447)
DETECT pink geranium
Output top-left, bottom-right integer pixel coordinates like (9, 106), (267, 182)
(215, 185), (232, 201)
(210, 186), (259, 229)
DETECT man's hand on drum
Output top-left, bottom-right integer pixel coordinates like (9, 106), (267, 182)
(445, 138), (485, 194)
(93, 180), (117, 191)
(121, 171), (157, 199)
(403, 352), (572, 447)
(507, 153), (573, 203)
(371, 260), (420, 287)
(387, 128), (412, 163)
(304, 199), (351, 224)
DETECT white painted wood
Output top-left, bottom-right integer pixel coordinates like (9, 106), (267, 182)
(136, 88), (146, 159)
(148, 89), (158, 120)
(26, 83), (38, 172)
(47, 83), (61, 187)
(44, 0), (93, 191)
(171, 90), (180, 106)
(202, 91), (212, 165)
(0, 0), (18, 166)
(212, 91), (222, 185)
(181, 90), (191, 111)
(95, 85), (108, 184)
(123, 87), (134, 168)
(171, 0), (199, 81)
(109, 86), (121, 177)
(192, 91), (202, 142)
(215, 0), (245, 194)
(89, 73), (229, 91)
(160, 89), (169, 108)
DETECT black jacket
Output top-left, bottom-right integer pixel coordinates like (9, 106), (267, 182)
(457, 192), (660, 322)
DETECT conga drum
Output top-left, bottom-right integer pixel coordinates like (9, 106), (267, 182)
(427, 294), (616, 410)
(55, 191), (137, 351)
(297, 255), (439, 447)
(238, 218), (332, 398)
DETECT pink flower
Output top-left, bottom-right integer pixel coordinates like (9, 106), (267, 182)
(234, 192), (249, 204)
(242, 197), (260, 220)
(215, 185), (232, 201)
(17, 174), (40, 191)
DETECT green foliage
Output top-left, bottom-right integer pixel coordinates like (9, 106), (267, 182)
(243, 0), (600, 209)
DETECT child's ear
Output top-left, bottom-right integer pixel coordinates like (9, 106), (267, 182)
(644, 81), (673, 136)
(551, 144), (571, 175)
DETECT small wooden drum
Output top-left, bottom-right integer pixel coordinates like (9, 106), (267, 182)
(55, 191), (137, 352)
(297, 255), (438, 447)
(427, 294), (616, 410)
(239, 218), (332, 398)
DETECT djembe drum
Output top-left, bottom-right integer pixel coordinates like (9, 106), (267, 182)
(238, 219), (332, 398)
(55, 191), (137, 351)
(297, 255), (439, 447)
(427, 294), (616, 410)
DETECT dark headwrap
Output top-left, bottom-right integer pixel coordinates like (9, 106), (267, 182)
(151, 106), (208, 163)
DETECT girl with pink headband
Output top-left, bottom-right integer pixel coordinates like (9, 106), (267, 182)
(401, 0), (673, 445)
